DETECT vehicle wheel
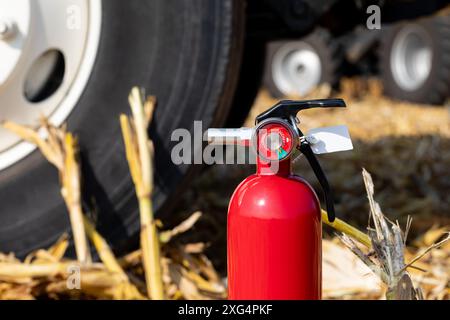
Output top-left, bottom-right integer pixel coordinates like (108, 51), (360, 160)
(264, 28), (341, 98)
(0, 0), (244, 256)
(379, 15), (450, 104)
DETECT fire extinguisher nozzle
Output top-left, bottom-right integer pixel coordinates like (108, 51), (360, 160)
(206, 128), (253, 145)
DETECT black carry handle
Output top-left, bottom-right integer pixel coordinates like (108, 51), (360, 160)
(255, 99), (346, 124)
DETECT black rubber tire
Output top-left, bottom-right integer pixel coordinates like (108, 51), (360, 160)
(0, 0), (244, 256)
(226, 38), (266, 127)
(264, 28), (341, 98)
(379, 15), (450, 105)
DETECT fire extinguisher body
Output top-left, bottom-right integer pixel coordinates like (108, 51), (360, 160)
(227, 162), (322, 300)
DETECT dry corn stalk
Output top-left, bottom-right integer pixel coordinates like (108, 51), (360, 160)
(2, 119), (144, 299)
(159, 211), (202, 244)
(82, 216), (145, 299)
(2, 91), (222, 300)
(323, 228), (450, 300)
(361, 168), (422, 299)
(0, 232), (141, 300)
(3, 120), (91, 264)
(0, 204), (215, 299)
(334, 168), (449, 300)
(120, 87), (164, 299)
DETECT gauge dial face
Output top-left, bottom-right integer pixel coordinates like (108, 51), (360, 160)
(256, 122), (295, 161)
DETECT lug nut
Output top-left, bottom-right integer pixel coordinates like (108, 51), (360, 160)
(0, 19), (16, 40)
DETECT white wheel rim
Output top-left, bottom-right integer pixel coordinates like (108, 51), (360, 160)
(0, 0), (102, 171)
(271, 41), (322, 96)
(390, 24), (433, 91)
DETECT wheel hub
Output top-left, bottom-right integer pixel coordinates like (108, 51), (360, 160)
(0, 19), (17, 41)
(390, 24), (433, 91)
(0, 1), (29, 87)
(272, 42), (322, 96)
(0, 0), (102, 170)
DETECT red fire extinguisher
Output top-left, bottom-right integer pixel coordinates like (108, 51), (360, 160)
(207, 99), (352, 300)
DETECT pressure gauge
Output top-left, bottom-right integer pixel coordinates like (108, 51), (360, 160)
(253, 119), (298, 162)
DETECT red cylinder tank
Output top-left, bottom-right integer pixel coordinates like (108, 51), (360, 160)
(227, 158), (322, 300)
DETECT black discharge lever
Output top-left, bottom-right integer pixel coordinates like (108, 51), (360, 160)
(255, 99), (346, 124)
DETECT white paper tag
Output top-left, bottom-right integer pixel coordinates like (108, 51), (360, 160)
(306, 125), (353, 154)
